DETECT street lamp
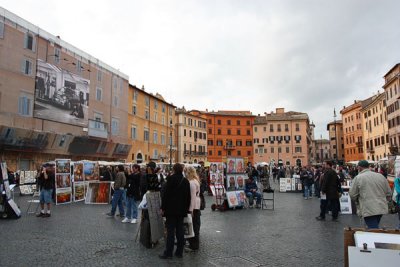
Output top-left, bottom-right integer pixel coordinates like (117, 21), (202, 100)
(320, 134), (323, 164)
(169, 118), (173, 170)
(333, 108), (339, 164)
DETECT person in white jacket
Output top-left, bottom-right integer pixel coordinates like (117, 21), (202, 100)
(184, 166), (201, 251)
(349, 160), (391, 229)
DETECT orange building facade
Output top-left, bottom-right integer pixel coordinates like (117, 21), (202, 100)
(204, 111), (255, 164)
(341, 101), (364, 162)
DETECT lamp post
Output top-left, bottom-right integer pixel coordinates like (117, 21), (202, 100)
(320, 134), (323, 164)
(333, 108), (338, 164)
(169, 118), (173, 170)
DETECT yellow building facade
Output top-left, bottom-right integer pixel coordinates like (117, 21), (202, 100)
(128, 85), (176, 164)
(360, 93), (389, 161)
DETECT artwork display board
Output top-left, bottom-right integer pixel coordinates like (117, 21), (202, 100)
(19, 170), (38, 195)
(340, 192), (353, 214)
(72, 162), (85, 202)
(85, 181), (111, 204)
(279, 177), (302, 193)
(226, 157), (245, 174)
(226, 190), (246, 208)
(146, 191), (164, 243)
(55, 159), (72, 205)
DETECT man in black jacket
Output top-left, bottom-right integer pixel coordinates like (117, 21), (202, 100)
(159, 163), (191, 259)
(317, 161), (340, 221)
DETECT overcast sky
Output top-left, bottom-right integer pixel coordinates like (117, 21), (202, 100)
(2, 0), (400, 139)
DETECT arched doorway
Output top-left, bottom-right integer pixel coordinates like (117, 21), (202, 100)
(194, 159), (198, 163)
(137, 153), (143, 163)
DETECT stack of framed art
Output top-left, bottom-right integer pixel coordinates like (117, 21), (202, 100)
(225, 157), (248, 208)
(18, 170), (37, 195)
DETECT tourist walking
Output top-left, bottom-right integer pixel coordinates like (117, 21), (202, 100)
(122, 165), (139, 223)
(107, 165), (126, 217)
(316, 161), (340, 221)
(185, 166), (201, 252)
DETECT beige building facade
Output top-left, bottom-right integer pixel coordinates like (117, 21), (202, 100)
(383, 64), (400, 156)
(128, 85), (176, 164)
(0, 7), (130, 170)
(360, 93), (389, 161)
(175, 108), (207, 164)
(253, 108), (311, 167)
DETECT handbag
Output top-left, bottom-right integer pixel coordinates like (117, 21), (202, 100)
(183, 214), (195, 238)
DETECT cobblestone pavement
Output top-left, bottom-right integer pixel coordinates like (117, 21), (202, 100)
(1, 186), (398, 267)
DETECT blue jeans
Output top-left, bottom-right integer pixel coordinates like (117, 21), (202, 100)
(364, 215), (382, 229)
(246, 191), (262, 205)
(304, 185), (311, 198)
(111, 189), (125, 216)
(40, 189), (53, 204)
(125, 196), (138, 219)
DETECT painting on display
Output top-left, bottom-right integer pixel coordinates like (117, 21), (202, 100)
(235, 190), (246, 206)
(227, 158), (236, 174)
(236, 174), (247, 191)
(226, 191), (239, 208)
(226, 175), (236, 191)
(85, 182), (111, 204)
(73, 162), (84, 182)
(286, 178), (292, 191)
(74, 184), (85, 202)
(55, 159), (72, 205)
(33, 59), (90, 127)
(280, 179), (287, 192)
(83, 161), (99, 181)
(235, 158), (245, 173)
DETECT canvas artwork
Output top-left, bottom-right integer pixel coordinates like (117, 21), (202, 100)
(236, 158), (245, 173)
(216, 173), (224, 184)
(209, 163), (218, 174)
(226, 191), (239, 207)
(83, 161), (99, 181)
(210, 184), (225, 197)
(280, 179), (287, 192)
(74, 183), (85, 202)
(236, 190), (246, 206)
(73, 162), (84, 182)
(339, 192), (352, 214)
(217, 162), (224, 174)
(236, 174), (247, 190)
(226, 175), (236, 191)
(56, 174), (71, 189)
(85, 182), (111, 204)
(227, 158), (236, 174)
(56, 159), (71, 174)
(56, 188), (72, 204)
(210, 173), (217, 185)
(286, 178), (292, 191)
(354, 231), (400, 249)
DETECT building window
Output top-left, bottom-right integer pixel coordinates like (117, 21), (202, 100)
(246, 129), (250, 135)
(133, 90), (138, 102)
(217, 129), (221, 135)
(270, 124), (274, 132)
(227, 120), (231, 125)
(277, 124), (281, 132)
(113, 95), (119, 107)
(111, 118), (119, 135)
(296, 123), (300, 131)
(144, 128), (149, 142)
(237, 150), (241, 156)
(145, 110), (149, 120)
(131, 125), (137, 139)
(97, 70), (102, 82)
(21, 59), (33, 75)
(24, 32), (35, 51)
(77, 60), (82, 73)
(18, 93), (33, 116)
(247, 150), (251, 156)
(227, 129), (231, 135)
(217, 119), (221, 125)
(218, 150), (222, 156)
(237, 129), (241, 135)
(286, 147), (289, 153)
(246, 140), (252, 146)
(217, 140), (223, 146)
(285, 124), (289, 131)
(208, 128), (212, 134)
(162, 103), (166, 113)
(295, 146), (302, 153)
(154, 112), (158, 122)
(184, 129), (186, 137)
(54, 48), (60, 64)
(161, 133), (166, 145)
(246, 120), (250, 125)
(237, 120), (240, 125)
(132, 105), (137, 115)
(153, 131), (158, 144)
(254, 127), (257, 132)
(154, 99), (158, 109)
(236, 140), (242, 146)
(96, 87), (102, 101)
(145, 96), (150, 107)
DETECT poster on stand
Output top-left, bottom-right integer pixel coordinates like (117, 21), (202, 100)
(73, 162), (84, 182)
(83, 161), (99, 181)
(85, 181), (111, 204)
(340, 192), (352, 214)
(286, 178), (292, 191)
(291, 177), (296, 191)
(280, 179), (287, 192)
(74, 183), (85, 202)
(55, 159), (72, 205)
(226, 175), (236, 191)
(235, 190), (246, 206)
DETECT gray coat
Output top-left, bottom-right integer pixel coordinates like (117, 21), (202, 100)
(349, 169), (391, 218)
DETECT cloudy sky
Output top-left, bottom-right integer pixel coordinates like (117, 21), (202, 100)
(2, 0), (400, 138)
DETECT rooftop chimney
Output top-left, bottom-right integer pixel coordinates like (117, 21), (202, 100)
(276, 108), (285, 114)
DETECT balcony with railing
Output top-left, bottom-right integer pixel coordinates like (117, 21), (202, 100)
(88, 119), (108, 139)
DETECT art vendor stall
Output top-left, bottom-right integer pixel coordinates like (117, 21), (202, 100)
(210, 157), (249, 211)
(279, 174), (302, 193)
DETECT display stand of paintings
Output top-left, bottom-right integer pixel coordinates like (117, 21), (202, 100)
(209, 162), (225, 194)
(19, 170), (37, 195)
(85, 181), (111, 204)
(279, 175), (302, 193)
(72, 162), (85, 202)
(226, 157), (248, 191)
(55, 159), (72, 205)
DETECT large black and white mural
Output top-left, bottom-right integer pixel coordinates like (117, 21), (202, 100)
(34, 59), (90, 126)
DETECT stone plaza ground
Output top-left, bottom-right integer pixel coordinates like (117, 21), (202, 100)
(0, 187), (399, 267)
